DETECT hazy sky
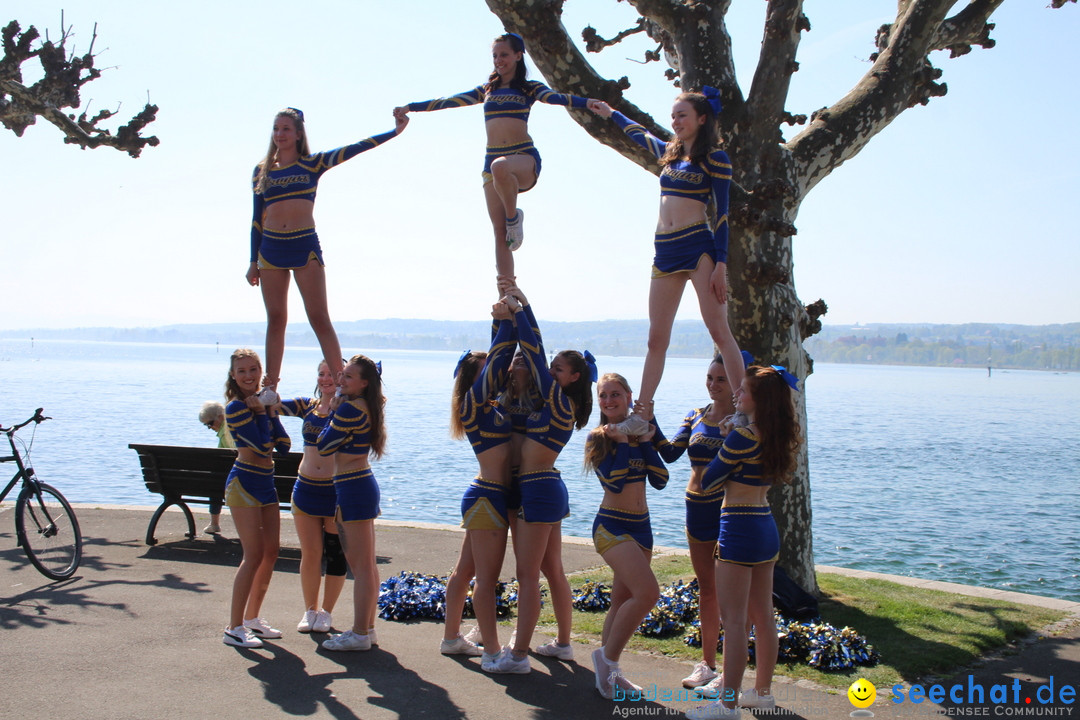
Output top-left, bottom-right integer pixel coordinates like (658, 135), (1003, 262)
(3, 1), (1077, 331)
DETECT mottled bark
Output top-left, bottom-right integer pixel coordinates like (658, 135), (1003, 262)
(1, 19), (158, 157)
(485, 0), (1071, 594)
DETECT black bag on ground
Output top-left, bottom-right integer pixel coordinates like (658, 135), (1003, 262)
(772, 565), (819, 620)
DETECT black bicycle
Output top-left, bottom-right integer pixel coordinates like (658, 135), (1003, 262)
(1, 409), (82, 580)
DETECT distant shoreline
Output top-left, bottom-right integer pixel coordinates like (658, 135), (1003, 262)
(3, 320), (1077, 371)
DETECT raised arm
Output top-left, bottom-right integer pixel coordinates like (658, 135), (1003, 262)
(226, 399), (273, 454)
(608, 109), (667, 161)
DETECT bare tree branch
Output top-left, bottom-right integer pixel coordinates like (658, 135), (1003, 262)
(0, 19), (158, 157)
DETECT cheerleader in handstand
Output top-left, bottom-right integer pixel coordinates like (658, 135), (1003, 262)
(654, 351), (753, 695)
(279, 360), (348, 634)
(686, 366), (800, 719)
(247, 107), (407, 396)
(583, 373), (669, 698)
(394, 33), (596, 276)
(316, 354), (387, 652)
(588, 92), (743, 431)
(442, 301), (517, 662)
(221, 349), (292, 648)
(482, 285), (594, 674)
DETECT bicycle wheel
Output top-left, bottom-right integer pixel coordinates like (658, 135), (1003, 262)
(15, 481), (83, 580)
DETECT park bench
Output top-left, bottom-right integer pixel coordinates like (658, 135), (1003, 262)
(128, 443), (301, 546)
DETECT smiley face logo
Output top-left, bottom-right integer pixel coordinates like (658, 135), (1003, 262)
(847, 678), (876, 709)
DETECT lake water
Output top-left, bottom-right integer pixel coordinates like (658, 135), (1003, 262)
(1, 339), (1077, 601)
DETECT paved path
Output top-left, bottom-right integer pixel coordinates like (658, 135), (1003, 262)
(1, 505), (1076, 719)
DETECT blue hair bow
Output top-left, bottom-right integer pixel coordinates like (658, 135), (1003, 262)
(582, 350), (598, 383)
(286, 106), (304, 121)
(375, 361), (383, 377)
(453, 349), (471, 378)
(769, 365), (800, 391)
(702, 86), (722, 115)
(506, 32), (525, 52)
(740, 350), (755, 368)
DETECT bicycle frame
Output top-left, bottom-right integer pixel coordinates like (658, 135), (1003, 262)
(1, 432), (36, 503)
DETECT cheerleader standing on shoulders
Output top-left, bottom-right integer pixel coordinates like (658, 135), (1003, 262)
(588, 92), (743, 431)
(221, 349), (292, 648)
(654, 351), (753, 694)
(247, 107), (407, 396)
(483, 285), (594, 674)
(442, 301), (517, 661)
(583, 373), (669, 698)
(394, 33), (596, 277)
(316, 354), (387, 652)
(278, 360), (349, 634)
(686, 366), (801, 720)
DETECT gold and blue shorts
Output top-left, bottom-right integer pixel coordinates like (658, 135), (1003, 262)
(592, 506), (653, 556)
(517, 468), (569, 524)
(652, 221), (716, 278)
(460, 477), (510, 530)
(291, 473), (336, 518)
(717, 504), (779, 566)
(685, 488), (724, 544)
(482, 141), (541, 191)
(257, 226), (324, 270)
(334, 467), (380, 523)
(225, 460), (278, 508)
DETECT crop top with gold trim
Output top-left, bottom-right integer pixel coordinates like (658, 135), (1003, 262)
(610, 111), (732, 263)
(460, 318), (515, 454)
(406, 81), (587, 123)
(701, 426), (768, 491)
(249, 130), (397, 262)
(591, 435), (669, 494)
(316, 399), (372, 457)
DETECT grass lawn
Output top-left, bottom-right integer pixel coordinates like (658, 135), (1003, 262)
(519, 554), (1065, 690)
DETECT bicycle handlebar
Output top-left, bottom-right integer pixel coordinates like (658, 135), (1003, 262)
(0, 409), (50, 433)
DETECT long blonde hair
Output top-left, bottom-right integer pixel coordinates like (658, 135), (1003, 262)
(254, 107), (311, 194)
(583, 372), (632, 471)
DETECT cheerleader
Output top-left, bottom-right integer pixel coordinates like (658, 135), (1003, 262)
(247, 107), (407, 395)
(588, 92), (744, 429)
(394, 33), (596, 276)
(221, 349), (291, 648)
(583, 373), (668, 698)
(279, 360), (349, 634)
(686, 366), (801, 719)
(316, 354), (387, 652)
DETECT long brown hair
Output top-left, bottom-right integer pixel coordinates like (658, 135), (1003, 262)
(224, 348), (261, 401)
(583, 372), (632, 471)
(254, 107), (311, 194)
(449, 351), (487, 440)
(745, 366), (801, 483)
(346, 354), (387, 459)
(485, 33), (528, 94)
(660, 91), (718, 169)
(555, 350), (593, 430)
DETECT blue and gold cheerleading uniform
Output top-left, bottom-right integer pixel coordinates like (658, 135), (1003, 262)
(589, 437), (668, 555)
(406, 81), (588, 187)
(701, 427), (778, 565)
(224, 400), (292, 508)
(250, 130), (398, 269)
(610, 111), (732, 277)
(513, 304), (578, 524)
(654, 407), (742, 544)
(458, 317), (516, 530)
(495, 303), (543, 514)
(280, 397), (337, 518)
(316, 398), (380, 523)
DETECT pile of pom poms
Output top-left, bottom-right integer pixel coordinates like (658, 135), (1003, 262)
(596, 578), (878, 671)
(377, 571), (524, 621)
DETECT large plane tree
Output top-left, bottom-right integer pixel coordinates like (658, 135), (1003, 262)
(1, 18), (157, 156)
(485, 0), (1074, 592)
